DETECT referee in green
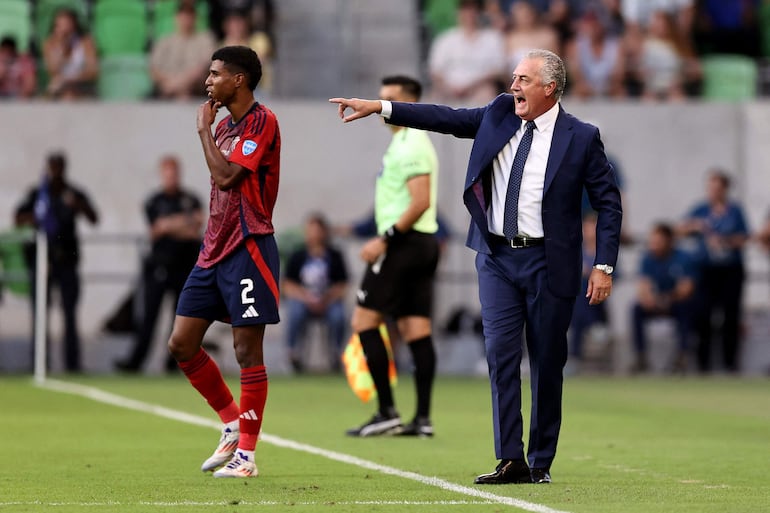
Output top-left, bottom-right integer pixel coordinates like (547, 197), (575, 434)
(345, 75), (440, 438)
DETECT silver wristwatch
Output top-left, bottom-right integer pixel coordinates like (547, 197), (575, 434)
(593, 264), (614, 275)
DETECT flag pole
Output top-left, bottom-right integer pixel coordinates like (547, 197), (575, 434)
(33, 229), (48, 384)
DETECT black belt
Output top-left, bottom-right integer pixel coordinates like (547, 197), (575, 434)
(489, 234), (545, 248)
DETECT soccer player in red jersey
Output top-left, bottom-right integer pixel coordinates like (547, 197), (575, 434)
(168, 46), (281, 478)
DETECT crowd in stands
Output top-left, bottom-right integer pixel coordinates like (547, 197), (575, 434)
(568, 168), (767, 376)
(423, 0), (769, 103)
(0, 0), (274, 101)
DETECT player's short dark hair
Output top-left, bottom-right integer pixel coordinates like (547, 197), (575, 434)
(212, 46), (262, 91)
(652, 222), (674, 240)
(381, 75), (422, 101)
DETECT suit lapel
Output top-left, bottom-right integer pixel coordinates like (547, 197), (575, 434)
(543, 106), (573, 195)
(465, 98), (521, 190)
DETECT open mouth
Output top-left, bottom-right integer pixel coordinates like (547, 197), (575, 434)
(515, 96), (526, 106)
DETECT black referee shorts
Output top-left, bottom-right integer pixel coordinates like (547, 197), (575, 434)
(357, 231), (439, 318)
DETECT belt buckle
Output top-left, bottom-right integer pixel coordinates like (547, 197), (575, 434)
(510, 236), (525, 248)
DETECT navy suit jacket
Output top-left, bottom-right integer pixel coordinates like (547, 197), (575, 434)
(388, 94), (622, 298)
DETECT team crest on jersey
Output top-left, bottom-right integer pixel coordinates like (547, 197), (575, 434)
(242, 140), (258, 156)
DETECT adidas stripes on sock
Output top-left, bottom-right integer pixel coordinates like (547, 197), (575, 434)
(178, 348), (239, 424)
(238, 365), (268, 452)
(407, 335), (436, 419)
(358, 328), (395, 415)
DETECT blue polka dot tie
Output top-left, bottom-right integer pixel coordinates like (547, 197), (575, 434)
(503, 120), (536, 239)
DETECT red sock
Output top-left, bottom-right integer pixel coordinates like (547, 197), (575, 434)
(179, 348), (239, 424)
(238, 365), (268, 451)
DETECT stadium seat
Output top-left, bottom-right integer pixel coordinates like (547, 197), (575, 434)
(152, 0), (210, 39)
(93, 0), (148, 56)
(0, 0), (32, 52)
(424, 0), (459, 38)
(701, 54), (758, 101)
(34, 0), (89, 48)
(98, 54), (152, 100)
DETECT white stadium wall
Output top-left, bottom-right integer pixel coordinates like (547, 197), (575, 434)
(0, 101), (768, 374)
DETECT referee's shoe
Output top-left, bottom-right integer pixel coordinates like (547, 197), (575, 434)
(396, 416), (434, 437)
(346, 407), (401, 437)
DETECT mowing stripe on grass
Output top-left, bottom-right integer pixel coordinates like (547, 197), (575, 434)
(39, 379), (571, 513)
(0, 500), (494, 507)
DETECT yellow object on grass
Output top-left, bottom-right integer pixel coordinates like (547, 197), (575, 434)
(341, 324), (397, 403)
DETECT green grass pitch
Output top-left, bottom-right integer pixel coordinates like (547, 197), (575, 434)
(1, 374), (768, 512)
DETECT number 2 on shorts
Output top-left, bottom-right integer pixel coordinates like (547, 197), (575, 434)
(240, 278), (255, 305)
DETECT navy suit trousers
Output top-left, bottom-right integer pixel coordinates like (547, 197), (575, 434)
(476, 243), (575, 469)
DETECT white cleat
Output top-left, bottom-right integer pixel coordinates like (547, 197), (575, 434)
(212, 450), (258, 478)
(201, 426), (239, 472)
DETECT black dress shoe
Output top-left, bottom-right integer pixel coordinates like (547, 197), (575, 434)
(474, 459), (532, 484)
(531, 467), (551, 484)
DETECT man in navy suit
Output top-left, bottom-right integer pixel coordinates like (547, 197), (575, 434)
(330, 49), (622, 484)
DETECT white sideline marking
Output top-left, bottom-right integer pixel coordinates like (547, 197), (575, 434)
(0, 500), (490, 507)
(39, 379), (571, 513)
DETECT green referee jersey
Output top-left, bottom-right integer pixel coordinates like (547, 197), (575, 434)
(375, 127), (439, 235)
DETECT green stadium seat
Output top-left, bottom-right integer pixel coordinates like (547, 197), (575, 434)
(152, 0), (210, 39)
(98, 54), (152, 100)
(0, 227), (33, 297)
(0, 0), (32, 52)
(424, 0), (459, 38)
(93, 0), (148, 56)
(701, 54), (758, 101)
(35, 0), (89, 48)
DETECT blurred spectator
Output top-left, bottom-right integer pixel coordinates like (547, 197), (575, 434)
(219, 10), (273, 94)
(621, 0), (695, 33)
(150, 2), (216, 100)
(42, 9), (98, 100)
(631, 223), (695, 374)
(504, 0), (560, 70)
(208, 0), (274, 41)
(568, 212), (610, 374)
(0, 36), (37, 99)
(694, 0), (761, 56)
(115, 156), (203, 373)
(758, 210), (770, 252)
(14, 152), (99, 372)
(638, 10), (694, 101)
(566, 8), (625, 99)
(428, 0), (506, 104)
(679, 170), (750, 373)
(282, 213), (349, 373)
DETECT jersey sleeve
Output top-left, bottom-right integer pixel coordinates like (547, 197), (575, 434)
(397, 145), (434, 181)
(639, 255), (653, 279)
(227, 110), (278, 173)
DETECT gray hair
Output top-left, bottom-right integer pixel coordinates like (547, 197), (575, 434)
(524, 49), (566, 100)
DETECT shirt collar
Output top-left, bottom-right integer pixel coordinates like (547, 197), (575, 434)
(521, 101), (559, 134)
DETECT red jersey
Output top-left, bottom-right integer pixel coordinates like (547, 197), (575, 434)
(197, 102), (281, 268)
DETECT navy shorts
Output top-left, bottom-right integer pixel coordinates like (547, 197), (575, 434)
(176, 235), (280, 326)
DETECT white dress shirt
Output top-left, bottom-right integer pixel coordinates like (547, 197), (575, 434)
(488, 101), (559, 238)
(379, 99), (559, 238)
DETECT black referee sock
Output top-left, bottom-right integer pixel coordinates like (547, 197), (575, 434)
(407, 335), (436, 419)
(358, 328), (395, 415)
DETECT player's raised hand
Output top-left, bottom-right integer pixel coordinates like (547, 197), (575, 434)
(197, 99), (221, 132)
(328, 97), (381, 123)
